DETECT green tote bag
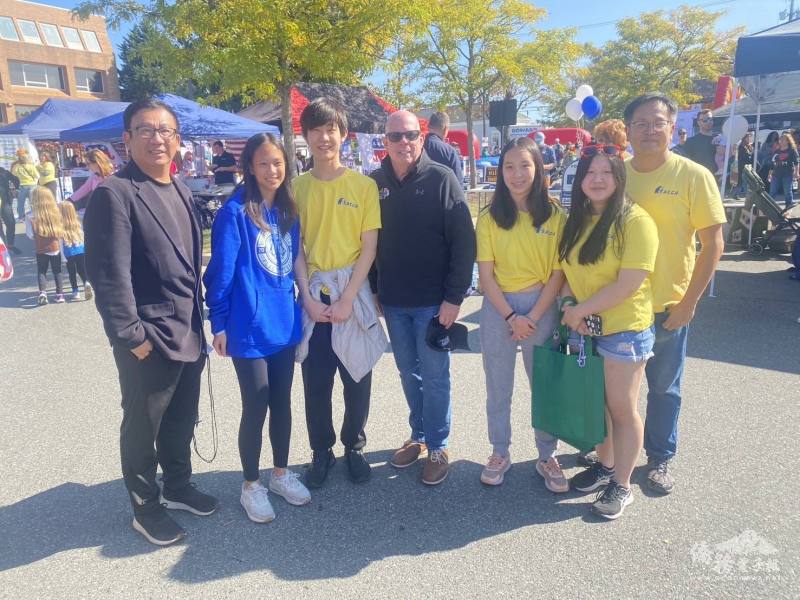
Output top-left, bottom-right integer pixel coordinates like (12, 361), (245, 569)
(531, 326), (607, 452)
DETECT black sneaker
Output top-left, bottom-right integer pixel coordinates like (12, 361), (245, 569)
(646, 458), (674, 495)
(570, 462), (614, 493)
(305, 448), (336, 489)
(577, 450), (599, 467)
(160, 482), (219, 516)
(132, 503), (186, 546)
(591, 480), (633, 520)
(345, 448), (371, 483)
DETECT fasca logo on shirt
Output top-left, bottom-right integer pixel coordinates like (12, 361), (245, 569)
(255, 229), (292, 276)
(337, 197), (359, 208)
(654, 185), (679, 196)
(535, 226), (556, 237)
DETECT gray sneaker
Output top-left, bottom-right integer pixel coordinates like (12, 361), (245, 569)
(646, 458), (674, 495)
(591, 481), (633, 520)
(269, 469), (311, 506)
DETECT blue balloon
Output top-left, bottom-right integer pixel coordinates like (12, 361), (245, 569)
(581, 95), (603, 120)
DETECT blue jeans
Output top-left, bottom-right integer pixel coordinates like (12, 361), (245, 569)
(383, 305), (451, 451)
(16, 185), (35, 220)
(769, 174), (795, 209)
(643, 312), (688, 461)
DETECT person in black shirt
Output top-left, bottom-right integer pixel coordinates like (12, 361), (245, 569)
(684, 110), (718, 175)
(423, 111), (463, 184)
(769, 133), (799, 209)
(84, 98), (218, 546)
(370, 110), (476, 486)
(0, 166), (20, 253)
(210, 140), (238, 185)
(671, 128), (689, 157)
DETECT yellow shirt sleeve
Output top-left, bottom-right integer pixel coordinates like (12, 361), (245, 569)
(361, 179), (382, 232)
(690, 167), (727, 230)
(475, 212), (494, 262)
(552, 209), (565, 271)
(620, 211), (659, 272)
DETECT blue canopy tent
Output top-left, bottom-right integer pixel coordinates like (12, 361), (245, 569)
(60, 94), (279, 142)
(0, 98), (129, 140)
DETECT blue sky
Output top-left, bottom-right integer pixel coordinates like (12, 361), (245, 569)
(41, 0), (789, 54)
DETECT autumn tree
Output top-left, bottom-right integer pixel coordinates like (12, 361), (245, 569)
(76, 0), (410, 159)
(389, 0), (578, 187)
(541, 5), (742, 123)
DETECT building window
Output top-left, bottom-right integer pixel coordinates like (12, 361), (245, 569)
(61, 27), (84, 50)
(14, 105), (39, 119)
(75, 68), (103, 93)
(0, 106), (6, 125)
(80, 30), (101, 53)
(17, 20), (41, 44)
(0, 16), (19, 41)
(9, 61), (66, 90)
(40, 23), (64, 47)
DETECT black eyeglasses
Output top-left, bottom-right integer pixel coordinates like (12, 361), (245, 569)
(131, 126), (178, 140)
(581, 144), (622, 158)
(385, 130), (421, 143)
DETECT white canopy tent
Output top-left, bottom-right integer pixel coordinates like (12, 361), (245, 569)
(711, 20), (800, 294)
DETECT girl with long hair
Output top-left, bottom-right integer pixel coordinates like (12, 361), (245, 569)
(556, 145), (659, 520)
(59, 201), (92, 301)
(203, 133), (310, 523)
(476, 137), (569, 491)
(68, 150), (115, 211)
(26, 186), (65, 304)
(769, 133), (799, 209)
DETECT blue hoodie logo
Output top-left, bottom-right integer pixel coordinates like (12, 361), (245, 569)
(255, 229), (292, 276)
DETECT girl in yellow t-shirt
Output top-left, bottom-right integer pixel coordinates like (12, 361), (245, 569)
(476, 136), (569, 493)
(556, 145), (658, 520)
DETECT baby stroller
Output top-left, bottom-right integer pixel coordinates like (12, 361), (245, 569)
(742, 165), (799, 255)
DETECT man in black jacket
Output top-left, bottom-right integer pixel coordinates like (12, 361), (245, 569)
(85, 98), (218, 546)
(370, 110), (476, 486)
(423, 111), (463, 184)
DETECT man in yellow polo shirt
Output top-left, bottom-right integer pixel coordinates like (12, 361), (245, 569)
(624, 93), (726, 495)
(293, 98), (381, 488)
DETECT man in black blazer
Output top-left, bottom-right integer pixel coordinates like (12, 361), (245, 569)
(85, 98), (218, 546)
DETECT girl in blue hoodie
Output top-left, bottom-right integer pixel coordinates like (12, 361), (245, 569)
(204, 133), (311, 523)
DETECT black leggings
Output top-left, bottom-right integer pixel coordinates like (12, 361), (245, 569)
(36, 253), (63, 294)
(66, 253), (87, 291)
(232, 346), (296, 481)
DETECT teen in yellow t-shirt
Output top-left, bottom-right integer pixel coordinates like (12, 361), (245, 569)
(475, 137), (570, 492)
(292, 98), (381, 488)
(557, 146), (659, 520)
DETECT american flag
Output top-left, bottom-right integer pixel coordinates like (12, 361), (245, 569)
(0, 235), (13, 282)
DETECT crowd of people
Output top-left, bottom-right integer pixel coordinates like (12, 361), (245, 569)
(26, 90), (725, 548)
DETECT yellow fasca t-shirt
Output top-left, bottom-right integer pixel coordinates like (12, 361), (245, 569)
(625, 153), (726, 313)
(293, 169), (381, 275)
(558, 204), (658, 335)
(476, 203), (566, 292)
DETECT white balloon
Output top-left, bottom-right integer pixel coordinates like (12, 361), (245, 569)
(575, 84), (594, 101)
(566, 98), (583, 121)
(722, 115), (749, 143)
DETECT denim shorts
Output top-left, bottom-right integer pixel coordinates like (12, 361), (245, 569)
(593, 327), (655, 363)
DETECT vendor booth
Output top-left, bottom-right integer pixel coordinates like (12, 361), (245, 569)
(716, 20), (800, 254)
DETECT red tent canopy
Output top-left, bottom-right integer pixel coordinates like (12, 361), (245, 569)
(445, 130), (479, 158)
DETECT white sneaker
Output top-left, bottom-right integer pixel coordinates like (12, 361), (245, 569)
(269, 469), (311, 506)
(84, 282), (94, 301)
(240, 481), (275, 523)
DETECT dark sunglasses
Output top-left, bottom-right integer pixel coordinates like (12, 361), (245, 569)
(581, 144), (622, 158)
(386, 130), (421, 143)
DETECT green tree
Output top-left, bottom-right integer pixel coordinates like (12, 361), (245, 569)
(541, 5), (742, 124)
(76, 0), (410, 159)
(117, 22), (188, 101)
(389, 0), (574, 187)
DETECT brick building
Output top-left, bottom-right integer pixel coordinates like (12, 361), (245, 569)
(0, 0), (120, 125)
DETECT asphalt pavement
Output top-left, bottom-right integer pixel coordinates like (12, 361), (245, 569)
(0, 224), (798, 599)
